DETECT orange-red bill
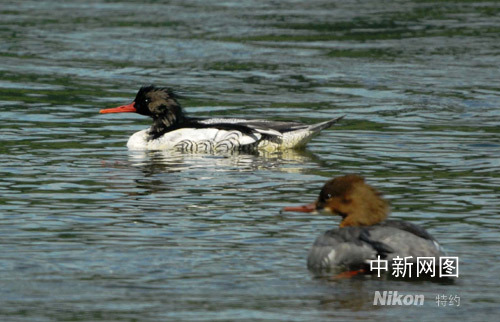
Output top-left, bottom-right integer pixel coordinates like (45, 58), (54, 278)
(99, 102), (136, 114)
(282, 202), (316, 213)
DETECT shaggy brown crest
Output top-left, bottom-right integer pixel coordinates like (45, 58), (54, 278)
(316, 174), (389, 227)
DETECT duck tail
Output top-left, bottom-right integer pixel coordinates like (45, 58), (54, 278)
(307, 115), (345, 133)
(282, 115), (344, 149)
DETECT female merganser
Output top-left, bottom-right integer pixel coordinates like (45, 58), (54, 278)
(100, 85), (343, 152)
(283, 175), (446, 277)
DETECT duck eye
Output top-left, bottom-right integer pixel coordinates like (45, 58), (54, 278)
(319, 193), (331, 202)
(144, 98), (150, 104)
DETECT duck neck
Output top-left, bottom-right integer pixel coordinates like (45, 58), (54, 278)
(339, 186), (389, 228)
(148, 105), (187, 140)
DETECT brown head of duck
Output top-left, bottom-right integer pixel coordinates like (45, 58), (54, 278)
(283, 174), (389, 227)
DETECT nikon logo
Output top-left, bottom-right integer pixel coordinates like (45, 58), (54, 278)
(373, 291), (424, 306)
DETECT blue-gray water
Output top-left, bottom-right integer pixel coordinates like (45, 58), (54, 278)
(1, 0), (500, 320)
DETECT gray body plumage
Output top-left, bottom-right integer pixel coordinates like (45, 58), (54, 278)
(307, 220), (445, 274)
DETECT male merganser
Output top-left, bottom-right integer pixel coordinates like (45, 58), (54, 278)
(283, 175), (446, 277)
(100, 85), (343, 152)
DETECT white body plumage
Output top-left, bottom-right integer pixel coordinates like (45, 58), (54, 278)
(127, 124), (318, 152)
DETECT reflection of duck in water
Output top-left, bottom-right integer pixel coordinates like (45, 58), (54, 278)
(100, 85), (343, 152)
(127, 148), (322, 175)
(283, 175), (447, 278)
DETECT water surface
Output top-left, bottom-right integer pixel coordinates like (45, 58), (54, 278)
(1, 0), (500, 320)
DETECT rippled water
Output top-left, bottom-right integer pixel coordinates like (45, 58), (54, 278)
(1, 0), (500, 320)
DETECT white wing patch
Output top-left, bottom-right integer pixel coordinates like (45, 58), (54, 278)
(327, 250), (336, 263)
(321, 249), (337, 267)
(251, 127), (282, 137)
(198, 118), (282, 137)
(198, 118), (251, 125)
